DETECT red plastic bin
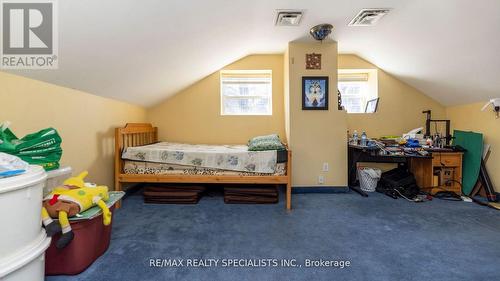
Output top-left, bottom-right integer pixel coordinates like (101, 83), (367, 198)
(45, 206), (115, 275)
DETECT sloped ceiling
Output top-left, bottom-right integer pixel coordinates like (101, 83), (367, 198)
(5, 0), (500, 107)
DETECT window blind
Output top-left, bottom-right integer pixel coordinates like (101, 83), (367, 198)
(338, 72), (369, 82)
(220, 70), (272, 115)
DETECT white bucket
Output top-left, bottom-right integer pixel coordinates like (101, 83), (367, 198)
(0, 230), (51, 281)
(0, 165), (47, 258)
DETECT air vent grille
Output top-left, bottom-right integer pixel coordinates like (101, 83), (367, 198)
(349, 9), (390, 26)
(275, 10), (303, 26)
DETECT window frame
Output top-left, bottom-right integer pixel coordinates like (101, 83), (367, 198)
(220, 70), (273, 116)
(338, 69), (378, 114)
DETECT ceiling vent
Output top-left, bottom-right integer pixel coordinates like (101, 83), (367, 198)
(348, 9), (391, 26)
(275, 10), (303, 26)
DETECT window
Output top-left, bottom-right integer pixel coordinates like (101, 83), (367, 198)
(220, 70), (272, 115)
(338, 69), (378, 113)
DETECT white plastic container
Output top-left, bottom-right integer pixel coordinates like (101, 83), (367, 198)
(0, 230), (51, 281)
(0, 165), (46, 258)
(44, 166), (72, 196)
(358, 167), (382, 192)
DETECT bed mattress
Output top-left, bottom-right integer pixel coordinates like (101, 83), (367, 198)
(122, 142), (281, 173)
(123, 161), (286, 176)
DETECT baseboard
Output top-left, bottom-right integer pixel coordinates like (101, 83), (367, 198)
(292, 186), (349, 194)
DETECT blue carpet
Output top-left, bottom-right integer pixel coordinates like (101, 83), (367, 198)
(46, 191), (500, 281)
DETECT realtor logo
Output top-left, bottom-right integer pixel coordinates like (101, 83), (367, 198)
(1, 0), (58, 69)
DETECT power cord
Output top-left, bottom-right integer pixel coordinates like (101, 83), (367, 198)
(394, 189), (424, 203)
(424, 180), (466, 201)
(422, 179), (465, 201)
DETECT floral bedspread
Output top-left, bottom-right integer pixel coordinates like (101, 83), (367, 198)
(122, 142), (278, 173)
(123, 161), (286, 176)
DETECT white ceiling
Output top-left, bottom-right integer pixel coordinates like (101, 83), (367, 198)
(6, 0), (500, 107)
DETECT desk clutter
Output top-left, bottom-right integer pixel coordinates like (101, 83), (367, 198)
(348, 110), (457, 157)
(348, 125), (497, 207)
(142, 184), (280, 205)
(348, 128), (460, 158)
(348, 127), (466, 196)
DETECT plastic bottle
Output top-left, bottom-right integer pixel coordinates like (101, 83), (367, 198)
(352, 130), (359, 145)
(360, 131), (367, 146)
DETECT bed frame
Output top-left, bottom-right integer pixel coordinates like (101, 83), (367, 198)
(114, 123), (293, 210)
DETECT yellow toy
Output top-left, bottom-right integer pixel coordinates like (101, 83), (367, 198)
(41, 171), (112, 248)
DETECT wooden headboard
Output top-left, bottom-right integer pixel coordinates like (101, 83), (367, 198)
(114, 123), (158, 176)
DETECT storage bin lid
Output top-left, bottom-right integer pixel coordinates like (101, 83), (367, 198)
(46, 166), (72, 180)
(0, 165), (47, 194)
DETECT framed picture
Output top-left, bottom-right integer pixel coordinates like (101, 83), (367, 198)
(306, 53), (321, 70)
(365, 97), (380, 113)
(302, 76), (329, 110)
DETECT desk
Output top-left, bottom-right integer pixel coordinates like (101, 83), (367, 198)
(410, 152), (463, 194)
(348, 145), (463, 196)
(348, 144), (429, 196)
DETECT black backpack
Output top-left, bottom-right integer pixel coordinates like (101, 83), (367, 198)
(376, 167), (420, 199)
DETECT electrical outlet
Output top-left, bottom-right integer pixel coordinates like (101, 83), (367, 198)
(322, 162), (329, 172)
(318, 175), (325, 184)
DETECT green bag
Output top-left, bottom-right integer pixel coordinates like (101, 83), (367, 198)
(0, 124), (63, 171)
(0, 127), (18, 153)
(0, 126), (62, 154)
(17, 149), (62, 170)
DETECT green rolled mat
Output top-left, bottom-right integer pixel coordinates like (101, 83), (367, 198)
(453, 130), (483, 195)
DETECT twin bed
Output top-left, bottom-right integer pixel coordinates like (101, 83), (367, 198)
(114, 123), (292, 210)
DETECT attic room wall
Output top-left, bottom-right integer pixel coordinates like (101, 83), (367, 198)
(284, 48), (291, 143)
(447, 103), (500, 192)
(147, 55), (286, 144)
(0, 72), (147, 187)
(286, 41), (348, 187)
(339, 55), (446, 137)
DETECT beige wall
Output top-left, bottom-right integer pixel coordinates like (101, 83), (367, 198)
(0, 72), (146, 188)
(284, 48), (291, 143)
(447, 102), (500, 191)
(148, 55), (286, 144)
(339, 54), (446, 137)
(286, 41), (348, 187)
